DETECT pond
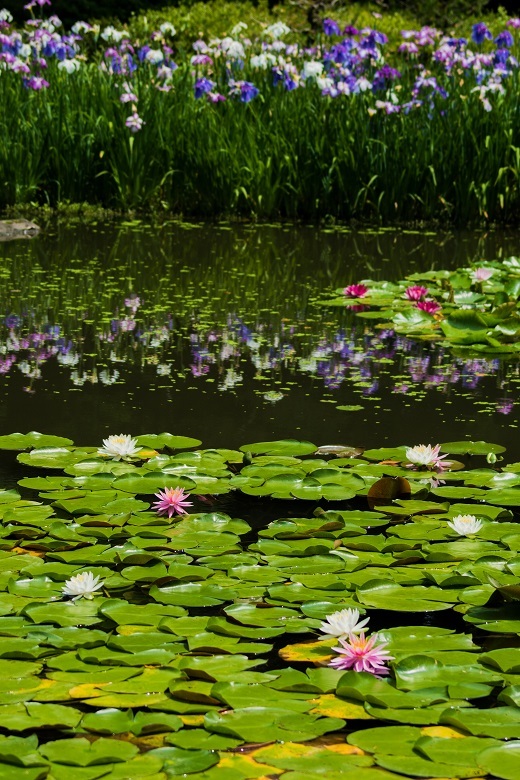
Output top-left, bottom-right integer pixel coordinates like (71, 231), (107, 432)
(0, 221), (520, 780)
(0, 221), (518, 458)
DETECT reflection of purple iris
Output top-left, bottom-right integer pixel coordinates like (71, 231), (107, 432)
(4, 314), (20, 329)
(497, 399), (514, 415)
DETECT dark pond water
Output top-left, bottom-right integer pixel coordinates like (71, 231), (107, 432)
(0, 220), (519, 468)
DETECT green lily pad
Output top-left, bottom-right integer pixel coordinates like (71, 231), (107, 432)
(149, 746), (218, 774)
(0, 433), (73, 451)
(356, 581), (457, 611)
(136, 434), (202, 450)
(440, 441), (506, 456)
(204, 706), (344, 742)
(375, 753), (484, 778)
(478, 741), (520, 780)
(239, 440), (317, 457)
(40, 737), (138, 765)
(440, 706), (520, 738)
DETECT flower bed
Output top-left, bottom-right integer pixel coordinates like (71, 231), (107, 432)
(1, 3), (520, 220)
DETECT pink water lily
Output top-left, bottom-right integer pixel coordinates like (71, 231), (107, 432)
(153, 487), (193, 517)
(344, 284), (369, 298)
(329, 632), (394, 676)
(405, 285), (428, 300)
(472, 267), (494, 282)
(416, 300), (441, 314)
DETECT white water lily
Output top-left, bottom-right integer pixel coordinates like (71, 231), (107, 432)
(405, 443), (445, 469)
(62, 572), (104, 601)
(98, 433), (142, 460)
(319, 608), (370, 640)
(448, 514), (483, 536)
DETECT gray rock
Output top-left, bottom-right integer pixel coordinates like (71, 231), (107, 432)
(0, 219), (40, 241)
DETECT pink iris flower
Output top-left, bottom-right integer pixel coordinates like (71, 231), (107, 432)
(405, 285), (428, 301)
(152, 487), (193, 517)
(329, 632), (394, 676)
(416, 300), (441, 314)
(344, 284), (369, 298)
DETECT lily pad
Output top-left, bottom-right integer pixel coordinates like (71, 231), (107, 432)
(239, 440), (317, 457)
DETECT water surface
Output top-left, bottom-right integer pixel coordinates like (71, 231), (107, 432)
(0, 221), (518, 469)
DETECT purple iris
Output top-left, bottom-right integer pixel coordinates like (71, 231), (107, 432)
(372, 65), (401, 91)
(495, 30), (514, 48)
(471, 22), (492, 45)
(23, 76), (49, 90)
(325, 39), (358, 65)
(239, 81), (259, 102)
(194, 77), (214, 98)
(284, 74), (298, 91)
(4, 315), (20, 328)
(360, 30), (388, 49)
(494, 48), (510, 65)
(323, 18), (341, 36)
(42, 40), (56, 56)
(446, 37), (467, 50)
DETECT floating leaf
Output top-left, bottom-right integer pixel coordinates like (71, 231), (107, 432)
(239, 440), (317, 456)
(136, 434), (202, 450)
(0, 433), (73, 451)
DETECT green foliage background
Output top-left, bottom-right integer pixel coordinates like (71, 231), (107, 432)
(4, 0), (518, 28)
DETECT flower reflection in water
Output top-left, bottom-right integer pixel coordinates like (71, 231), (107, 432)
(0, 304), (517, 417)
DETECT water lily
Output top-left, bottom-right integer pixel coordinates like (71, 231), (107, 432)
(329, 632), (394, 676)
(153, 486), (193, 517)
(405, 443), (447, 470)
(416, 300), (441, 314)
(344, 284), (369, 298)
(319, 608), (370, 640)
(472, 267), (494, 282)
(448, 514), (483, 536)
(62, 572), (104, 601)
(98, 434), (142, 460)
(405, 285), (428, 300)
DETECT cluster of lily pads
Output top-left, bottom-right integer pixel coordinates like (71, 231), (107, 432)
(320, 257), (520, 354)
(0, 431), (518, 777)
